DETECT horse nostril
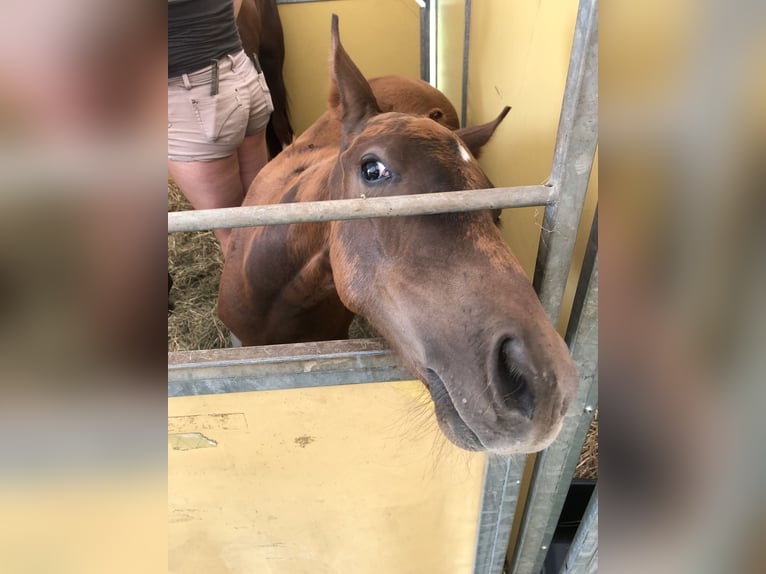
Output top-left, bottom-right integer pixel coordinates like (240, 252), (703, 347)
(497, 337), (536, 419)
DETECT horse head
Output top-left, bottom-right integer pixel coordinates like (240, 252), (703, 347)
(326, 15), (579, 453)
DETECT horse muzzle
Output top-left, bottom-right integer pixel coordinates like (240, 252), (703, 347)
(423, 330), (578, 454)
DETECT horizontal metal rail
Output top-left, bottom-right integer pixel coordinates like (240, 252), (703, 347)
(168, 185), (553, 233)
(275, 0), (330, 4)
(168, 339), (411, 397)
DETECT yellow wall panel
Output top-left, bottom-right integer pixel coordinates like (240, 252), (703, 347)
(437, 0), (467, 113)
(466, 0), (582, 278)
(169, 381), (486, 573)
(278, 0), (422, 135)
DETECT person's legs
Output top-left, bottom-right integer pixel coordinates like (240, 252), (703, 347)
(168, 154), (244, 252)
(167, 50), (274, 253)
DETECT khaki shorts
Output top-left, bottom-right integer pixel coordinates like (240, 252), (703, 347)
(168, 50), (274, 161)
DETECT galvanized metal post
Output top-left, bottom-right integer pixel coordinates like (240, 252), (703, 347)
(461, 0), (472, 127)
(419, 0), (429, 82)
(472, 456), (524, 573)
(565, 207), (597, 346)
(472, 0), (598, 571)
(533, 0), (598, 325)
(558, 486), (598, 574)
(508, 255), (598, 574)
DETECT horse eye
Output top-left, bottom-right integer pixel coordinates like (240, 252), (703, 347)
(429, 109), (443, 121)
(361, 159), (391, 183)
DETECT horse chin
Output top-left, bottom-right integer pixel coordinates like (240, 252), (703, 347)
(425, 369), (484, 451)
(423, 368), (566, 455)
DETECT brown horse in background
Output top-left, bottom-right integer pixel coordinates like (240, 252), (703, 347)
(218, 16), (578, 454)
(237, 0), (293, 157)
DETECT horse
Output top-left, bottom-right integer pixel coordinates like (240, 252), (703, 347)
(236, 0), (293, 157)
(218, 15), (579, 454)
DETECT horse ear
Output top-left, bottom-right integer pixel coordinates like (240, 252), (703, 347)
(455, 106), (511, 158)
(328, 14), (381, 137)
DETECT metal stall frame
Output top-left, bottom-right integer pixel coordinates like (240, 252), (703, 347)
(168, 0), (598, 572)
(559, 485), (598, 574)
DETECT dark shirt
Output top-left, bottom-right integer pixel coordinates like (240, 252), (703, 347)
(168, 0), (243, 78)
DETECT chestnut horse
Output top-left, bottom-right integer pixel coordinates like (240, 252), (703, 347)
(236, 0), (293, 156)
(218, 16), (578, 454)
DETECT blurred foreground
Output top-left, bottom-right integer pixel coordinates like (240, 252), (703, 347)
(0, 1), (764, 572)
(0, 3), (168, 573)
(601, 0), (766, 571)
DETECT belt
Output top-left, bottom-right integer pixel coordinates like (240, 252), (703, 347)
(169, 50), (258, 93)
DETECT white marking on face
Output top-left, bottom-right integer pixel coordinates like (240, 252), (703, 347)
(458, 143), (472, 163)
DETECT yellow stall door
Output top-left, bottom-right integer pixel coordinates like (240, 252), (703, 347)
(169, 381), (489, 573)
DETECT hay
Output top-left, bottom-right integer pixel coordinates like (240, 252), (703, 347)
(167, 180), (230, 351)
(574, 409), (598, 479)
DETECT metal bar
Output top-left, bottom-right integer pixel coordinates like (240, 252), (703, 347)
(168, 338), (412, 397)
(564, 205), (597, 346)
(559, 485), (598, 574)
(474, 213), (596, 574)
(429, 0), (438, 87)
(168, 185), (553, 233)
(275, 0), (330, 4)
(532, 0), (598, 326)
(420, 0), (430, 82)
(461, 0), (472, 127)
(509, 256), (598, 574)
(472, 455), (524, 574)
